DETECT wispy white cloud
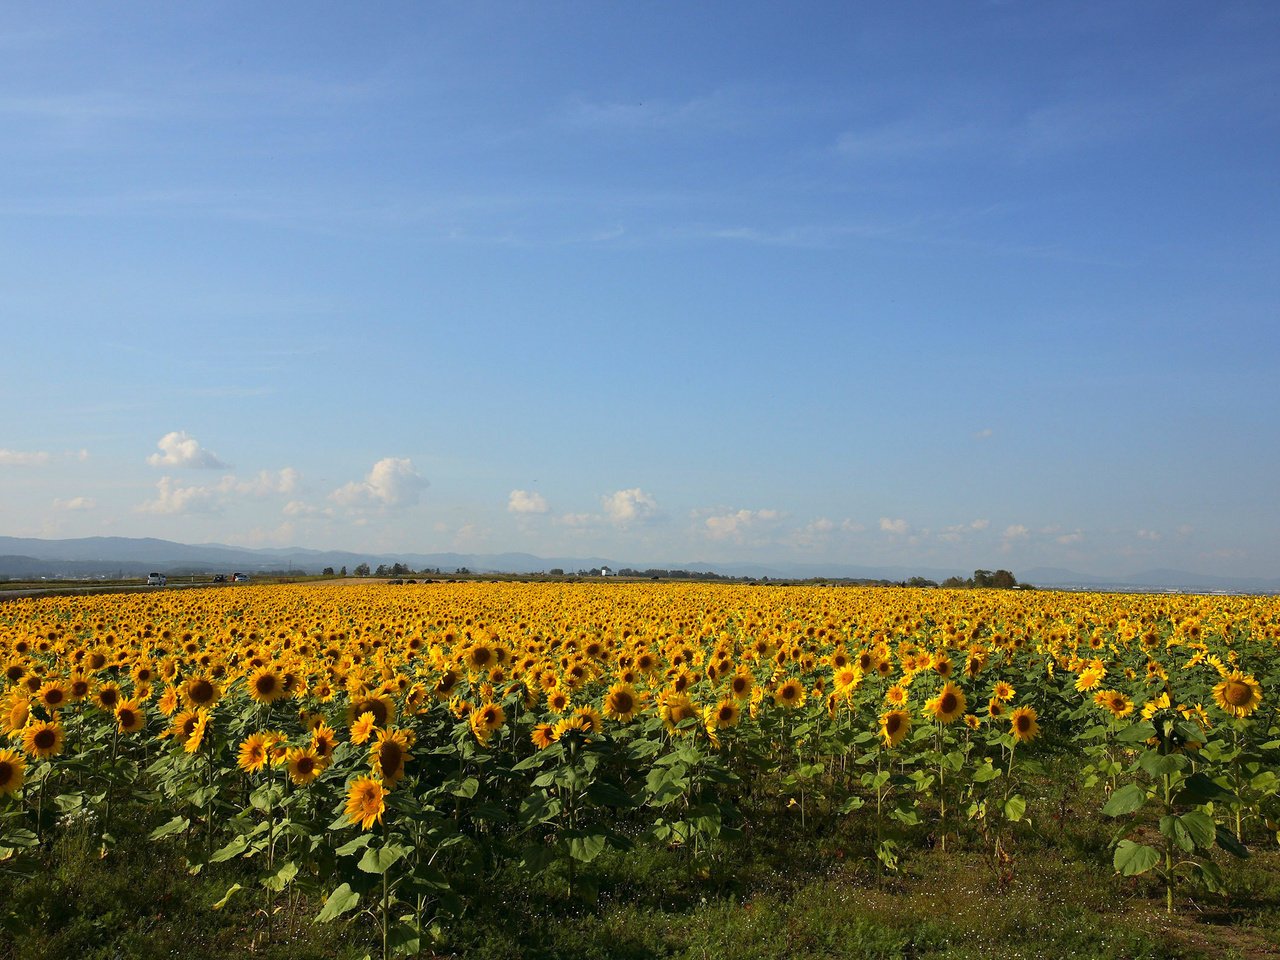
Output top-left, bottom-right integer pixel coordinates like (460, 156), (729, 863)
(52, 496), (96, 511)
(508, 489), (549, 514)
(147, 431), (229, 470)
(704, 508), (781, 542)
(139, 476), (222, 515)
(880, 517), (909, 535)
(0, 448), (51, 466)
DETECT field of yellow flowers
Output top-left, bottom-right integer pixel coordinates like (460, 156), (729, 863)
(1, 581), (1276, 957)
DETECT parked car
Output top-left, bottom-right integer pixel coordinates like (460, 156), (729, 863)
(146, 573), (167, 586)
(233, 573), (250, 582)
(212, 574), (226, 584)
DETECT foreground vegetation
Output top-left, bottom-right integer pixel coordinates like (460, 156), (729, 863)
(1, 582), (1278, 958)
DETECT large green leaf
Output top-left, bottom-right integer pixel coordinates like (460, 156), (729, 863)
(1114, 840), (1160, 877)
(315, 883), (360, 922)
(1178, 811), (1216, 850)
(358, 843), (409, 875)
(1102, 784), (1147, 817)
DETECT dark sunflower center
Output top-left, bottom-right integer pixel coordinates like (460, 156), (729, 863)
(940, 693), (957, 713)
(1224, 682), (1253, 706)
(34, 729), (56, 749)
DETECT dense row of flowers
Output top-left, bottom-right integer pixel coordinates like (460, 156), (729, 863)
(0, 581), (1276, 951)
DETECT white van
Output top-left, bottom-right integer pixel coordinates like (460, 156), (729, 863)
(146, 572), (167, 586)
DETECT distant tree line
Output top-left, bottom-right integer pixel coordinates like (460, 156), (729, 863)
(939, 569), (1021, 590)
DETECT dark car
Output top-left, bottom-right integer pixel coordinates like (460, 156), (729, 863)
(212, 574), (226, 583)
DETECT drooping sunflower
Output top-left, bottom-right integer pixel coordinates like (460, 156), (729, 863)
(371, 727), (413, 787)
(115, 699), (146, 734)
(1009, 705), (1040, 743)
(1213, 671), (1262, 719)
(880, 709), (911, 748)
(924, 682), (966, 725)
(286, 746), (325, 787)
(21, 719), (64, 759)
(345, 776), (387, 830)
(0, 748), (24, 795)
(602, 682), (641, 723)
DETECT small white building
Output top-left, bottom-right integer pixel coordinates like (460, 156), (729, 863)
(600, 566), (614, 577)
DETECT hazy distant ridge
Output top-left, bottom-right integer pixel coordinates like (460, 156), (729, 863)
(0, 536), (1274, 593)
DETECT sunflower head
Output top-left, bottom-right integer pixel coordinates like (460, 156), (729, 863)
(345, 776), (387, 830)
(0, 748), (24, 795)
(1009, 706), (1040, 743)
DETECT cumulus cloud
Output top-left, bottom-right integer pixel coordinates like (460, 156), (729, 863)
(139, 476), (222, 514)
(0, 448), (51, 466)
(704, 508), (781, 542)
(1057, 530), (1084, 545)
(602, 488), (659, 524)
(508, 489), (550, 514)
(1003, 524), (1030, 540)
(53, 496), (96, 511)
(147, 431), (229, 470)
(330, 457), (428, 509)
(879, 517), (909, 535)
(973, 428), (994, 440)
(557, 512), (597, 528)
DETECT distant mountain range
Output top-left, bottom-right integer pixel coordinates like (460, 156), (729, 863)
(0, 536), (1275, 594)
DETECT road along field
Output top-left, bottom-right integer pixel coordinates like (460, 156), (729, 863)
(0, 581), (1276, 956)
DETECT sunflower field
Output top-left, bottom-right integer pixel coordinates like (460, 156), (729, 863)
(1, 581), (1277, 957)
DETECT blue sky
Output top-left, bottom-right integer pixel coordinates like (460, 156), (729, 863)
(2, 2), (1278, 577)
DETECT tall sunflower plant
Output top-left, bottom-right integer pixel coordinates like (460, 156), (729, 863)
(1102, 709), (1248, 914)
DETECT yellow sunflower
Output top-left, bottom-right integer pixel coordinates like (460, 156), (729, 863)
(773, 678), (806, 710)
(246, 667), (286, 705)
(0, 748), (24, 795)
(370, 727), (413, 787)
(286, 746), (325, 786)
(924, 682), (966, 725)
(1213, 671), (1262, 719)
(345, 776), (387, 830)
(880, 709), (911, 748)
(602, 682), (641, 723)
(1009, 705), (1040, 743)
(237, 732), (270, 773)
(21, 719), (64, 759)
(115, 699), (146, 734)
